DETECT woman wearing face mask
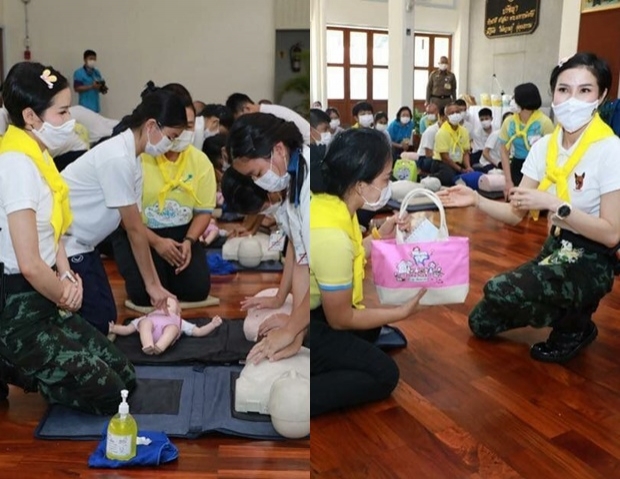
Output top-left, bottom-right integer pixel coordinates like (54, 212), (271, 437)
(111, 82), (216, 310)
(61, 87), (186, 335)
(227, 113), (310, 364)
(387, 106), (414, 160)
(499, 83), (554, 198)
(326, 107), (344, 135)
(192, 103), (230, 149)
(309, 128), (426, 416)
(439, 52), (620, 363)
(0, 62), (135, 411)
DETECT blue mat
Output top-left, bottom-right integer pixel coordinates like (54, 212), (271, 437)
(35, 365), (286, 441)
(206, 250), (284, 272)
(386, 198), (439, 213)
(375, 326), (407, 350)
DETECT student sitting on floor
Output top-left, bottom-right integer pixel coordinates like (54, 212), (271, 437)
(309, 128), (425, 416)
(112, 82), (215, 310)
(109, 298), (222, 355)
(477, 111), (512, 173)
(416, 105), (445, 173)
(470, 107), (494, 166)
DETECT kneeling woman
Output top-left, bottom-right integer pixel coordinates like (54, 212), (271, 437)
(310, 128), (425, 417)
(0, 62), (135, 413)
(112, 82), (215, 307)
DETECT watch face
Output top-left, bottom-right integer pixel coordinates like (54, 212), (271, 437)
(558, 205), (571, 218)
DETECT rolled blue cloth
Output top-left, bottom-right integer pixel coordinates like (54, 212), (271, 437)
(88, 430), (179, 468)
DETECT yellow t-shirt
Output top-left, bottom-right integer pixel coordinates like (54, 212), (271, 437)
(310, 227), (354, 310)
(141, 145), (216, 228)
(433, 124), (470, 162)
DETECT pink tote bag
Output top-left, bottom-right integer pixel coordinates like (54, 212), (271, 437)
(371, 189), (469, 306)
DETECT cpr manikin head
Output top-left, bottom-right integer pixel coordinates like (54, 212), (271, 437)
(269, 370), (310, 439)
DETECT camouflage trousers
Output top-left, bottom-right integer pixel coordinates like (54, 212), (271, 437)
(0, 291), (135, 415)
(469, 235), (615, 338)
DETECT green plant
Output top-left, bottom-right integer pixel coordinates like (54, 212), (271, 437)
(277, 50), (310, 117)
(413, 108), (424, 134)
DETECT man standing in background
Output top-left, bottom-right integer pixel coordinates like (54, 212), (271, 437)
(73, 49), (107, 113)
(425, 56), (456, 110)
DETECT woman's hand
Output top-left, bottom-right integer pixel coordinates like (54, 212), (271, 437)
(146, 284), (176, 314)
(57, 273), (83, 312)
(154, 237), (184, 268)
(437, 185), (477, 208)
(395, 288), (427, 319)
(175, 240), (192, 275)
(258, 313), (290, 338)
(503, 178), (514, 201)
(240, 294), (285, 311)
(246, 328), (304, 365)
(508, 187), (561, 212)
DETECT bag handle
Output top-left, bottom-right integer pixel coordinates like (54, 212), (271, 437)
(395, 188), (449, 244)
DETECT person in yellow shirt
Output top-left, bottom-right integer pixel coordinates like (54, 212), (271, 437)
(112, 82), (216, 307)
(431, 102), (473, 186)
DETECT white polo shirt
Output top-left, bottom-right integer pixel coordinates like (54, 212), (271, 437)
(0, 152), (56, 273)
(260, 104), (311, 146)
(522, 131), (620, 227)
(69, 105), (119, 144)
(274, 144), (310, 265)
(61, 129), (142, 257)
(417, 122), (440, 156)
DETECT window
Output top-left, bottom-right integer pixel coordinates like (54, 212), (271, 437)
(326, 27), (389, 126)
(413, 33), (452, 102)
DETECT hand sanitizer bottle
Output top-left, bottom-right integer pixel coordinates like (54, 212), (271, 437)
(105, 389), (137, 461)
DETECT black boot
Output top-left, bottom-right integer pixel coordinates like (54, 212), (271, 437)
(531, 303), (601, 363)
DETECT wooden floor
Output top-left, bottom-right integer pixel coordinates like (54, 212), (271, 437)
(311, 206), (620, 479)
(0, 256), (310, 478)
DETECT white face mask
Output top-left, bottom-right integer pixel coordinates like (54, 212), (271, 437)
(203, 127), (219, 139)
(448, 113), (462, 126)
(261, 201), (281, 217)
(426, 114), (437, 122)
(400, 116), (411, 125)
(552, 97), (599, 133)
(145, 124), (173, 156)
(361, 182), (392, 211)
(254, 152), (290, 192)
(170, 129), (194, 152)
(481, 119), (493, 129)
(359, 114), (374, 128)
(319, 131), (332, 145)
(86, 60), (96, 69)
(375, 123), (387, 132)
(439, 63), (448, 71)
(32, 119), (76, 153)
(329, 118), (340, 130)
(509, 99), (521, 113)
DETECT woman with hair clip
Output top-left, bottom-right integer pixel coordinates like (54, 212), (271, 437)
(440, 52), (620, 363)
(112, 81), (216, 308)
(226, 112), (310, 364)
(309, 128), (426, 416)
(0, 62), (135, 412)
(60, 85), (187, 335)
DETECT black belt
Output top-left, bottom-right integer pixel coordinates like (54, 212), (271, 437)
(551, 226), (619, 258)
(431, 95), (451, 99)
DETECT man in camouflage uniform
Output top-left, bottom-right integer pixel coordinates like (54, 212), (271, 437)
(426, 56), (457, 110)
(469, 230), (616, 362)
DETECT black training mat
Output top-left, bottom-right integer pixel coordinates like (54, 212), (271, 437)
(478, 189), (505, 200)
(113, 318), (254, 365)
(386, 198), (439, 213)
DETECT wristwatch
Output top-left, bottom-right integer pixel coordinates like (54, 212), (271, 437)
(556, 202), (572, 220)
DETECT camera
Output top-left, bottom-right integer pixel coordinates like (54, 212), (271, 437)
(99, 80), (109, 95)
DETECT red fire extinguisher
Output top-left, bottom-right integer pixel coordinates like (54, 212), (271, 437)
(290, 43), (302, 73)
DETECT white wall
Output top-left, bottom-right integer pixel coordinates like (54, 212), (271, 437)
(467, 0), (564, 107)
(558, 0), (581, 60)
(2, 0), (276, 118)
(275, 0), (310, 29)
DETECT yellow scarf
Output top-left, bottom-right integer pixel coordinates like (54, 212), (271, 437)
(505, 110), (543, 151)
(440, 121), (463, 156)
(531, 113), (614, 220)
(310, 193), (365, 309)
(156, 151), (202, 212)
(0, 125), (72, 243)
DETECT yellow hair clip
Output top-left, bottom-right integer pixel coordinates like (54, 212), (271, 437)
(40, 69), (57, 89)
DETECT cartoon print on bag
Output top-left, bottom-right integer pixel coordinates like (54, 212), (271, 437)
(393, 247), (444, 283)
